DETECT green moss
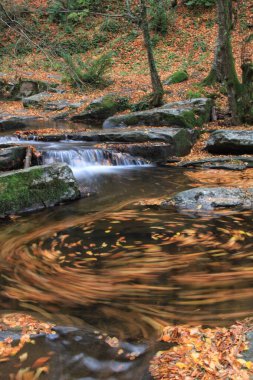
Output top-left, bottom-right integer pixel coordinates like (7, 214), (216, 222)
(164, 70), (189, 85)
(0, 164), (79, 216)
(76, 94), (130, 121)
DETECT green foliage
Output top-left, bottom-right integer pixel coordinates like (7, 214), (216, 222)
(193, 40), (207, 52)
(186, 89), (203, 99)
(100, 18), (121, 34)
(91, 33), (109, 48)
(62, 52), (113, 89)
(130, 94), (158, 112)
(185, 0), (215, 7)
(124, 30), (140, 43)
(53, 34), (90, 56)
(151, 34), (161, 47)
(149, 0), (176, 35)
(48, 0), (104, 24)
(186, 84), (209, 99)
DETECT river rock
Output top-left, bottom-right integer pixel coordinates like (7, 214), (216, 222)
(0, 145), (27, 171)
(71, 94), (130, 123)
(23, 92), (52, 108)
(0, 78), (59, 100)
(162, 187), (253, 211)
(108, 143), (176, 162)
(103, 98), (213, 129)
(206, 130), (253, 154)
(178, 156), (253, 170)
(44, 99), (85, 111)
(0, 163), (80, 217)
(44, 99), (70, 111)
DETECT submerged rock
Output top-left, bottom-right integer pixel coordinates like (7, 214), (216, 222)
(206, 130), (253, 154)
(71, 94), (130, 123)
(0, 163), (80, 217)
(162, 187), (253, 211)
(0, 145), (27, 171)
(0, 326), (152, 380)
(103, 98), (213, 129)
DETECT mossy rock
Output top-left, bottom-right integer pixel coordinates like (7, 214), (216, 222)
(164, 70), (189, 85)
(71, 94), (130, 124)
(103, 98), (213, 129)
(0, 163), (80, 217)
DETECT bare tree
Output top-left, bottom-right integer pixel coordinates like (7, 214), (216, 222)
(140, 0), (164, 106)
(125, 0), (164, 107)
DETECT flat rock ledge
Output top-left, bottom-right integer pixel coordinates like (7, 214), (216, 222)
(16, 127), (198, 162)
(0, 163), (80, 217)
(103, 98), (213, 129)
(161, 187), (253, 212)
(206, 130), (253, 154)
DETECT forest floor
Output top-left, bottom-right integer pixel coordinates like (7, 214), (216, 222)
(1, 2), (252, 164)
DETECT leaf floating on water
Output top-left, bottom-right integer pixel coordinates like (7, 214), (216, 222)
(32, 356), (50, 368)
(19, 352), (28, 363)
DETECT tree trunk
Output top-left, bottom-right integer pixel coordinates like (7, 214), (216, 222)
(202, 36), (224, 85)
(140, 0), (164, 107)
(204, 0), (241, 124)
(241, 35), (253, 123)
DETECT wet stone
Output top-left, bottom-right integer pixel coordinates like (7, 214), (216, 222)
(206, 130), (253, 154)
(0, 327), (152, 380)
(162, 187), (253, 212)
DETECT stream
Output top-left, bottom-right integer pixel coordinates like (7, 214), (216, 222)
(0, 132), (253, 379)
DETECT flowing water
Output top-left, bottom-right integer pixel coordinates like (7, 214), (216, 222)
(0, 134), (253, 379)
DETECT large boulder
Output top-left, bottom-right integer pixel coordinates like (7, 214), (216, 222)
(0, 163), (80, 217)
(103, 98), (213, 129)
(162, 187), (253, 212)
(0, 145), (27, 171)
(206, 130), (253, 154)
(71, 94), (130, 124)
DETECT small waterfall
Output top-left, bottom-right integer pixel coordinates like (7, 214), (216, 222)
(42, 148), (148, 168)
(0, 136), (21, 144)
